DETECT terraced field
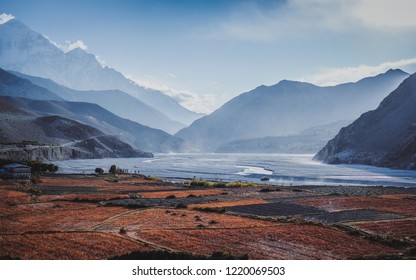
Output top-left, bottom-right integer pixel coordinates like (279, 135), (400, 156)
(1, 174), (415, 259)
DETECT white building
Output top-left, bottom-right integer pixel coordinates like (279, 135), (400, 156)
(1, 163), (31, 179)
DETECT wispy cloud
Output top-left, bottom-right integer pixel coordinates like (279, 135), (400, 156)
(127, 76), (215, 114)
(0, 13), (15, 24)
(163, 88), (215, 115)
(352, 0), (416, 29)
(206, 0), (416, 42)
(206, 0), (356, 42)
(300, 57), (416, 86)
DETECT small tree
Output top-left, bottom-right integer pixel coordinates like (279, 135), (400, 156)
(46, 164), (59, 173)
(109, 165), (117, 174)
(95, 167), (104, 175)
(52, 165), (59, 173)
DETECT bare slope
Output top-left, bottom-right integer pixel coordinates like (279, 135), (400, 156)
(0, 113), (151, 160)
(315, 72), (416, 169)
(0, 96), (185, 153)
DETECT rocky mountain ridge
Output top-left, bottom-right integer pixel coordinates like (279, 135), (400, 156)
(177, 69), (408, 151)
(315, 73), (416, 169)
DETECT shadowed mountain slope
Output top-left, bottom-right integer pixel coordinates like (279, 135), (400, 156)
(11, 71), (184, 134)
(315, 72), (416, 169)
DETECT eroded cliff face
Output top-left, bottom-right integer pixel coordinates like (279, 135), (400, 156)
(0, 139), (153, 162)
(315, 73), (416, 170)
(0, 146), (86, 161)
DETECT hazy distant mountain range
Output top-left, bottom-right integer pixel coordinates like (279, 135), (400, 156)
(315, 73), (416, 169)
(0, 68), (63, 101)
(216, 120), (351, 153)
(11, 71), (185, 134)
(177, 69), (408, 152)
(0, 18), (202, 132)
(0, 70), (185, 155)
(1, 16), (416, 167)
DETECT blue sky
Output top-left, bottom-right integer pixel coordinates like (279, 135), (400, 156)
(2, 0), (416, 113)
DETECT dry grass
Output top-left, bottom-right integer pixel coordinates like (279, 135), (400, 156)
(94, 208), (401, 259)
(295, 196), (416, 215)
(377, 194), (416, 200)
(0, 186), (31, 204)
(0, 232), (149, 259)
(95, 208), (271, 231)
(34, 177), (176, 193)
(0, 202), (128, 234)
(350, 218), (416, 241)
(1, 175), (414, 260)
(133, 225), (400, 260)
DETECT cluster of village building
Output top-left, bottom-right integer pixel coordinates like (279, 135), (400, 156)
(0, 163), (31, 179)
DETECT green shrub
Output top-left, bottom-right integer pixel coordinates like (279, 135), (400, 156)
(95, 167), (104, 175)
(27, 161), (59, 174)
(212, 182), (227, 188)
(189, 180), (210, 187)
(109, 165), (117, 174)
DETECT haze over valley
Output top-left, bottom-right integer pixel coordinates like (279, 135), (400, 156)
(1, 2), (416, 172)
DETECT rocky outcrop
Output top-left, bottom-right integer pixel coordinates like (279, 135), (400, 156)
(73, 135), (153, 159)
(315, 73), (416, 170)
(0, 146), (88, 161)
(0, 103), (154, 160)
(0, 139), (153, 161)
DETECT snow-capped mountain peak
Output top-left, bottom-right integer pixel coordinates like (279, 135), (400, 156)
(0, 16), (202, 128)
(0, 13), (15, 25)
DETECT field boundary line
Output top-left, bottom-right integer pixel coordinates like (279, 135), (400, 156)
(86, 208), (148, 231)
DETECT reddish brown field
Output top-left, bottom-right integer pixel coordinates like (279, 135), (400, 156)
(36, 176), (178, 193)
(1, 175), (415, 260)
(99, 208), (275, 231)
(378, 194), (416, 200)
(0, 232), (149, 260)
(0, 185), (31, 204)
(90, 208), (401, 259)
(295, 196), (416, 215)
(134, 225), (399, 260)
(349, 218), (416, 241)
(37, 176), (151, 188)
(0, 201), (128, 234)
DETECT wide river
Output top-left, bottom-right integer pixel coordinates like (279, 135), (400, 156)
(53, 153), (416, 187)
